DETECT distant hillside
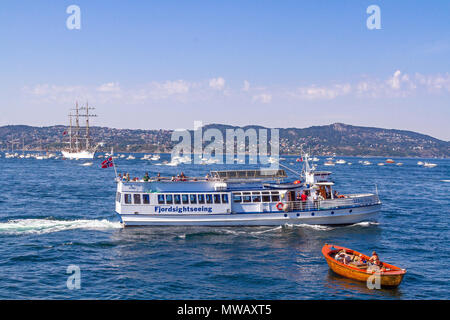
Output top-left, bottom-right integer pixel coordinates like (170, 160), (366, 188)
(0, 123), (448, 157)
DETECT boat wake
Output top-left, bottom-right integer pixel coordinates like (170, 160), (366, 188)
(0, 218), (122, 235)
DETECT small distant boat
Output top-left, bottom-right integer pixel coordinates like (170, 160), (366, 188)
(417, 161), (424, 166)
(396, 163), (403, 166)
(386, 159), (395, 164)
(126, 155), (136, 160)
(423, 162), (437, 168)
(363, 161), (371, 166)
(150, 154), (161, 161)
(377, 163), (384, 166)
(335, 159), (346, 164)
(81, 162), (93, 166)
(324, 161), (335, 166)
(322, 244), (406, 288)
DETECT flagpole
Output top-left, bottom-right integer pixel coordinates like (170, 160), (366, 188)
(111, 147), (118, 180)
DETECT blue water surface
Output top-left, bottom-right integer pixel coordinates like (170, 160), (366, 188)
(0, 153), (448, 299)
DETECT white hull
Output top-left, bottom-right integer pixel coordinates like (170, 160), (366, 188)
(61, 150), (95, 160)
(119, 204), (380, 227)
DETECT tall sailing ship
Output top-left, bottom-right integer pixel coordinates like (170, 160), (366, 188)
(61, 102), (98, 160)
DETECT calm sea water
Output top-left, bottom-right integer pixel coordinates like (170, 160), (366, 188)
(0, 153), (448, 299)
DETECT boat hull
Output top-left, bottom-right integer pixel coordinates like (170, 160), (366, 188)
(61, 150), (95, 160)
(119, 204), (381, 227)
(322, 244), (406, 287)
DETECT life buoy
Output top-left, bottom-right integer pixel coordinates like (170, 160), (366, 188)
(338, 195), (346, 198)
(276, 202), (284, 211)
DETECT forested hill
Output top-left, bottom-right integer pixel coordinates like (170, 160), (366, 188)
(0, 123), (448, 158)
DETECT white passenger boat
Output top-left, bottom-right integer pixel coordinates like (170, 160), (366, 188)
(115, 154), (381, 226)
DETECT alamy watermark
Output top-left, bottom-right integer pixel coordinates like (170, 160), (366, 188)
(171, 121), (280, 170)
(366, 5), (381, 30)
(366, 265), (381, 289)
(66, 5), (81, 30)
(66, 265), (81, 290)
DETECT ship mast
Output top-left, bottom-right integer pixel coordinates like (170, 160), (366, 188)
(74, 102), (80, 152)
(68, 112), (73, 151)
(79, 101), (97, 151)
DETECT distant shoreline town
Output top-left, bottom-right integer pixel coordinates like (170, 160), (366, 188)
(0, 123), (448, 158)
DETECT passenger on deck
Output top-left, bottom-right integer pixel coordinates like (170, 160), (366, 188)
(126, 173), (130, 182)
(369, 252), (385, 270)
(143, 172), (150, 182)
(335, 252), (345, 263)
(368, 251), (379, 265)
(300, 190), (308, 210)
(312, 190), (319, 208)
(342, 250), (353, 265)
(356, 254), (366, 264)
(156, 173), (161, 181)
(171, 176), (175, 181)
(301, 191), (308, 202)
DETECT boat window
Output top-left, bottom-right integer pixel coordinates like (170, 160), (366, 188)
(243, 195), (251, 203)
(116, 192), (121, 203)
(143, 194), (150, 204)
(182, 194), (189, 204)
(271, 195), (280, 202)
(190, 194), (197, 204)
(252, 193), (261, 202)
(206, 194), (213, 204)
(174, 194), (181, 204)
(214, 194), (221, 204)
(271, 191), (279, 195)
(262, 194), (271, 202)
(222, 194), (229, 204)
(124, 194), (132, 204)
(233, 193), (242, 203)
(134, 194), (141, 204)
(198, 194), (205, 204)
(158, 194), (165, 204)
(166, 194), (173, 204)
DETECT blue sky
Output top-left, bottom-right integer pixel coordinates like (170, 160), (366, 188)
(0, 0), (449, 140)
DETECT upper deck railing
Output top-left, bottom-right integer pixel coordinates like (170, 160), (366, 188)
(284, 194), (380, 211)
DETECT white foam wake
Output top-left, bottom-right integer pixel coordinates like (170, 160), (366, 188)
(287, 223), (332, 231)
(0, 218), (122, 235)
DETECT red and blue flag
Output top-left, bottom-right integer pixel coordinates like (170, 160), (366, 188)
(101, 157), (114, 168)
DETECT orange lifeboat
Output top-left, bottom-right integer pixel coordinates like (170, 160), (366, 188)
(322, 244), (406, 287)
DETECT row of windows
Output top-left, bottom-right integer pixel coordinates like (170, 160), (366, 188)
(157, 193), (229, 205)
(117, 192), (229, 205)
(232, 191), (280, 203)
(117, 191), (281, 205)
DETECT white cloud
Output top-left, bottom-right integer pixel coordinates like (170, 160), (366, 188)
(252, 93), (272, 103)
(292, 83), (352, 100)
(209, 77), (226, 90)
(97, 82), (121, 93)
(242, 80), (250, 92)
(22, 71), (450, 107)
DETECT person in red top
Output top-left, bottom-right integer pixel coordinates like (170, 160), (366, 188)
(301, 191), (308, 201)
(300, 190), (308, 209)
